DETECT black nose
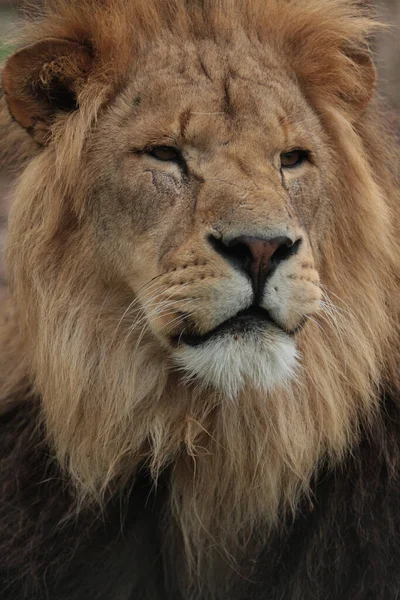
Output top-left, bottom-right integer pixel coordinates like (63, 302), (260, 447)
(209, 233), (301, 297)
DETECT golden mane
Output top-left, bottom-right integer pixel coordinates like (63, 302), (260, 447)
(1, 0), (400, 595)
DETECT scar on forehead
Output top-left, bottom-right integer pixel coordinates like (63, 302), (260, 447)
(198, 54), (213, 81)
(179, 109), (192, 139)
(223, 74), (235, 118)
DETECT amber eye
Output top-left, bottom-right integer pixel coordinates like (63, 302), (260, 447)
(147, 146), (180, 162)
(280, 149), (309, 169)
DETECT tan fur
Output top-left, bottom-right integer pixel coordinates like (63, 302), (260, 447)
(1, 0), (400, 595)
(0, 93), (38, 174)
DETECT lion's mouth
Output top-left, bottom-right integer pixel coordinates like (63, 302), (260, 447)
(177, 306), (288, 347)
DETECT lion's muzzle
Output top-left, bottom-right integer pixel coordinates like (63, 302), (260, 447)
(209, 233), (301, 300)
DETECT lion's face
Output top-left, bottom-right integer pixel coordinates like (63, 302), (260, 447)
(85, 38), (325, 397)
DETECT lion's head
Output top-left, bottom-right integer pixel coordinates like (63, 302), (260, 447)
(2, 0), (400, 592)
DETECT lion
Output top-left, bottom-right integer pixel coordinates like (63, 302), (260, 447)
(1, 0), (400, 598)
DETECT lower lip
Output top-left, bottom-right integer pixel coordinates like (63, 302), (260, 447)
(178, 307), (279, 347)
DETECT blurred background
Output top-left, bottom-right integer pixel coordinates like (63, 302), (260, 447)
(0, 0), (399, 300)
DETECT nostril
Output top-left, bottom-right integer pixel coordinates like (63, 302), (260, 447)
(226, 238), (253, 268)
(208, 234), (253, 270)
(270, 237), (302, 266)
(208, 234), (227, 259)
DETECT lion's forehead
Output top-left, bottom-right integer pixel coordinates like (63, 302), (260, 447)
(116, 39), (319, 150)
(135, 36), (282, 86)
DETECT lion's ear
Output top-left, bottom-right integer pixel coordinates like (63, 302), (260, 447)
(296, 41), (377, 120)
(2, 38), (93, 145)
(343, 47), (377, 114)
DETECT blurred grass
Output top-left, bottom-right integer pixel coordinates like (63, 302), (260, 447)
(0, 44), (13, 62)
(0, 5), (18, 62)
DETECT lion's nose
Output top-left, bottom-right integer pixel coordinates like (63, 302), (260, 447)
(209, 233), (300, 297)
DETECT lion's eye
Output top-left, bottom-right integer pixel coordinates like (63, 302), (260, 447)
(147, 146), (180, 162)
(280, 150), (309, 169)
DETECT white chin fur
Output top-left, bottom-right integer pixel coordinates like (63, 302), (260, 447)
(173, 328), (298, 400)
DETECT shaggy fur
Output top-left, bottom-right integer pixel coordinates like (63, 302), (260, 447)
(1, 1), (400, 598)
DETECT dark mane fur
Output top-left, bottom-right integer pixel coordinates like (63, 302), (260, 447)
(1, 392), (400, 599)
(0, 397), (168, 600)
